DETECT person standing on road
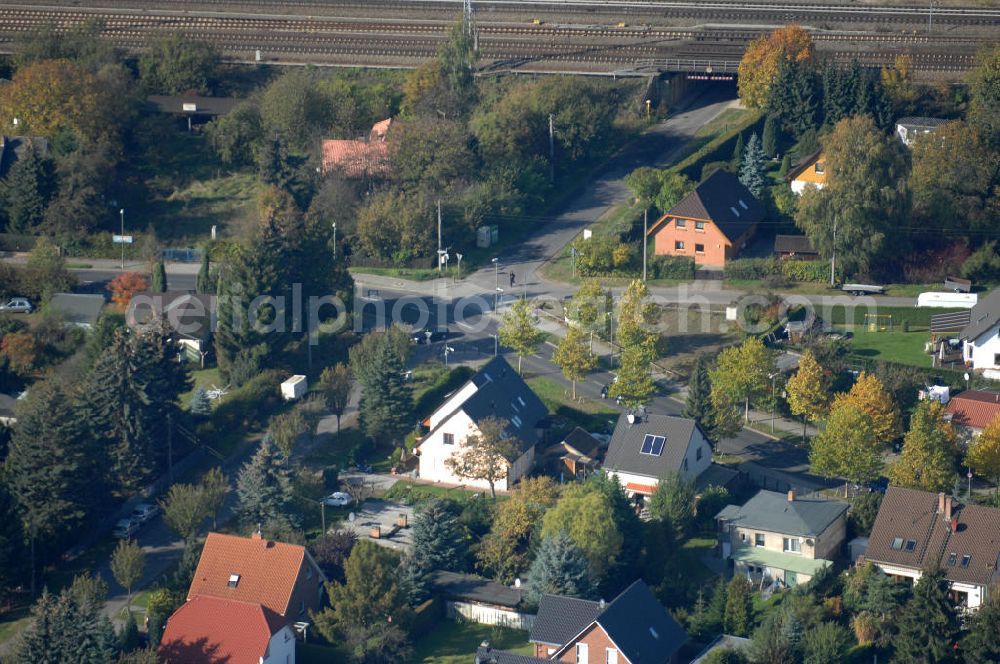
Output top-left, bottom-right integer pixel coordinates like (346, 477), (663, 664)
(510, 272), (516, 288)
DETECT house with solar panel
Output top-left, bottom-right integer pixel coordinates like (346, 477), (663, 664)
(416, 356), (548, 492)
(601, 412), (714, 500)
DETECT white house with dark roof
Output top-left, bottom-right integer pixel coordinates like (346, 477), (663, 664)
(716, 489), (848, 587)
(960, 287), (1000, 375)
(416, 357), (548, 491)
(602, 412), (713, 499)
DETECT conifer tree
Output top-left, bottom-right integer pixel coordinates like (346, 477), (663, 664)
(724, 575), (753, 637)
(3, 147), (51, 234)
(195, 250), (212, 295)
(962, 596), (1000, 662)
(893, 567), (959, 664)
(188, 387), (211, 416)
(778, 153), (791, 179)
(706, 576), (729, 633)
(13, 586), (117, 663)
(411, 500), (468, 573)
(731, 133), (745, 171)
(0, 480), (27, 598)
(235, 434), (295, 530)
(739, 133), (767, 197)
(762, 114), (778, 158)
(525, 531), (595, 605)
(151, 259), (167, 293)
(351, 333), (413, 447)
(683, 354), (718, 442)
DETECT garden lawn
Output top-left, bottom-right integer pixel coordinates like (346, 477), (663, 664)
(384, 480), (499, 503)
(412, 621), (533, 664)
(526, 375), (619, 433)
(843, 329), (932, 367)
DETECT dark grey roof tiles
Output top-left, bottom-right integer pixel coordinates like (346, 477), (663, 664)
(663, 170), (764, 243)
(960, 287), (1000, 342)
(459, 357), (549, 448)
(529, 595), (602, 646)
(715, 489), (848, 538)
(603, 413), (701, 479)
(594, 580), (687, 664)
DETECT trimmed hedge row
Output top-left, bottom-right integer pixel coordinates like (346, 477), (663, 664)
(724, 257), (828, 283)
(672, 111), (764, 181)
(649, 255), (696, 280)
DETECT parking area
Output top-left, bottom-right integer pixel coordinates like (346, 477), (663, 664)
(340, 499), (415, 551)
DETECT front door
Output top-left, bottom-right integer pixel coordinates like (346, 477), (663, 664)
(785, 571), (798, 587)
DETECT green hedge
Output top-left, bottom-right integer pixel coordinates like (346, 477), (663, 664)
(724, 257), (828, 283)
(672, 111), (764, 181)
(0, 233), (38, 252)
(210, 369), (285, 431)
(414, 365), (475, 419)
(649, 255), (695, 279)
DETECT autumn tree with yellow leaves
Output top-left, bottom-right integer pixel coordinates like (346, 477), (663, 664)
(888, 400), (957, 493)
(785, 350), (830, 443)
(737, 25), (814, 109)
(832, 372), (901, 445)
(0, 59), (102, 141)
(967, 414), (1000, 491)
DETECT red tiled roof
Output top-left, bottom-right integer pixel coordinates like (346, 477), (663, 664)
(944, 391), (1000, 430)
(188, 532), (309, 618)
(625, 482), (657, 496)
(159, 596), (286, 664)
(321, 138), (390, 178)
(866, 487), (1000, 588)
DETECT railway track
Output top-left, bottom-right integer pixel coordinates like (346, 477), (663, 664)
(0, 3), (990, 74)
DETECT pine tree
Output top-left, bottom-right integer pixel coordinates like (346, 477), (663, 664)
(195, 251), (212, 294)
(13, 587), (117, 663)
(258, 134), (293, 191)
(706, 576), (728, 633)
(525, 532), (595, 606)
(739, 133), (767, 197)
(3, 147), (51, 234)
(411, 500), (468, 573)
(553, 324), (597, 400)
(0, 480), (27, 598)
(724, 576), (753, 637)
(648, 471), (695, 537)
(151, 259), (167, 293)
(188, 387), (211, 416)
(235, 434), (295, 530)
(731, 133), (745, 171)
(351, 335), (414, 447)
(683, 354), (718, 442)
(778, 153), (791, 179)
(762, 114), (778, 158)
(133, 318), (192, 471)
(962, 596), (1000, 662)
(893, 567), (959, 663)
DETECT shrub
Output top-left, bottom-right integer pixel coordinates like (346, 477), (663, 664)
(211, 369), (284, 431)
(780, 259), (828, 283)
(724, 257), (781, 280)
(649, 255), (695, 279)
(961, 241), (1000, 283)
(725, 257), (828, 283)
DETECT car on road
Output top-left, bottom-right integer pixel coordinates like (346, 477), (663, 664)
(323, 491), (354, 507)
(112, 518), (140, 539)
(0, 297), (33, 314)
(411, 328), (449, 344)
(130, 503), (159, 524)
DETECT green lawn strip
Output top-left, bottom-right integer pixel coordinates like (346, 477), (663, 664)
(824, 305), (960, 329)
(525, 375), (619, 435)
(675, 537), (720, 587)
(0, 607), (31, 648)
(840, 328), (933, 367)
(298, 641), (353, 663)
(303, 428), (369, 470)
(350, 266), (445, 282)
(179, 367), (222, 405)
(411, 621), (532, 664)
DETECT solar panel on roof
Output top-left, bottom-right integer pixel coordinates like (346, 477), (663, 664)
(640, 434), (655, 454)
(640, 434), (666, 456)
(650, 436), (665, 456)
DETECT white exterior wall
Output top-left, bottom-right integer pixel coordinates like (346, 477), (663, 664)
(427, 382), (479, 430)
(445, 601), (535, 631)
(964, 324), (1000, 370)
(263, 626), (296, 664)
(417, 411), (533, 491)
(870, 562), (985, 610)
(607, 429), (712, 494)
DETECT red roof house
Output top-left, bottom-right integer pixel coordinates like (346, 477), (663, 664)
(320, 118), (392, 179)
(187, 531), (326, 626)
(945, 390), (1000, 433)
(159, 596), (295, 664)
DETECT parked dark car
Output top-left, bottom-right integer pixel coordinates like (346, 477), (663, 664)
(411, 328), (449, 344)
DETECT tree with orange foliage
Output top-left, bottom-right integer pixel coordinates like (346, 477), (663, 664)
(737, 25), (814, 109)
(1, 332), (41, 376)
(831, 371), (900, 445)
(0, 59), (101, 140)
(108, 272), (149, 311)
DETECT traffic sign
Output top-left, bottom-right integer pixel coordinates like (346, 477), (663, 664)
(112, 234), (134, 244)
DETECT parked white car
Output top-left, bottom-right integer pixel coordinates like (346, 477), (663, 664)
(323, 492), (354, 507)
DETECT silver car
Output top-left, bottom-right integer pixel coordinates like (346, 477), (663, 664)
(0, 298), (32, 314)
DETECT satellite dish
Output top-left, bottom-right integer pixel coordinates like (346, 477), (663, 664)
(627, 413), (636, 424)
(964, 373), (970, 381)
(514, 578), (521, 588)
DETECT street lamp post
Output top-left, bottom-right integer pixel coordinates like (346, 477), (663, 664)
(490, 333), (499, 357)
(332, 222), (337, 260)
(768, 372), (779, 434)
(119, 209), (125, 271)
(606, 311), (615, 369)
(444, 345), (455, 367)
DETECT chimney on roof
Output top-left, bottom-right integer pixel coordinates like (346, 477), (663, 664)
(599, 598), (606, 609)
(788, 489), (796, 502)
(938, 492), (947, 515)
(945, 495), (953, 521)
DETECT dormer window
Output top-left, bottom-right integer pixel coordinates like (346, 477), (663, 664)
(948, 552), (957, 566)
(738, 199), (748, 210)
(511, 415), (522, 428)
(228, 574), (240, 588)
(904, 540), (916, 552)
(890, 537), (904, 550)
(961, 554), (971, 568)
(729, 207), (740, 217)
(814, 163), (824, 174)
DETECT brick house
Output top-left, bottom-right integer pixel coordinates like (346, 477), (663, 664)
(185, 531), (326, 628)
(944, 390), (1000, 441)
(864, 487), (1000, 611)
(159, 596), (296, 664)
(647, 170), (764, 268)
(478, 580), (686, 664)
(716, 489), (848, 587)
(416, 357), (548, 491)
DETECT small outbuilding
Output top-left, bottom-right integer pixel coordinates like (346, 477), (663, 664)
(48, 293), (104, 329)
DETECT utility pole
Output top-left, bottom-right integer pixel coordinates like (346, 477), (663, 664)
(332, 222), (337, 260)
(642, 208), (648, 282)
(320, 501), (326, 534)
(119, 208), (125, 271)
(548, 113), (555, 182)
(437, 200), (443, 272)
(829, 215), (837, 287)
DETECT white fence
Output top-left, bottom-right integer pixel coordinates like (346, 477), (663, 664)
(445, 601), (535, 631)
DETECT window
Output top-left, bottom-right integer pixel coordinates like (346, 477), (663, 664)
(696, 446), (703, 461)
(675, 219), (686, 228)
(576, 643), (589, 664)
(443, 433), (454, 445)
(961, 554), (971, 568)
(228, 574), (240, 588)
(904, 540), (917, 552)
(783, 537), (801, 553)
(511, 415), (523, 428)
(729, 206), (740, 217)
(890, 537), (904, 550)
(994, 353), (1000, 367)
(740, 532), (747, 542)
(640, 434), (666, 456)
(675, 241), (685, 250)
(695, 221), (705, 231)
(695, 243), (705, 253)
(948, 552), (957, 566)
(739, 199), (749, 210)
(815, 163), (824, 174)
(755, 533), (765, 548)
(606, 648), (618, 664)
